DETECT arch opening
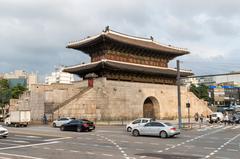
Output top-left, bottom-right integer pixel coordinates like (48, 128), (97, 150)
(143, 97), (160, 119)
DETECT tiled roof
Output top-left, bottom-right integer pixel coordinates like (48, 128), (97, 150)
(63, 59), (193, 77)
(67, 29), (189, 55)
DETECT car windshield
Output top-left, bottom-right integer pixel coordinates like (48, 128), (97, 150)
(212, 114), (217, 117)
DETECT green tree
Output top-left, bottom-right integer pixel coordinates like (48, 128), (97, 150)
(11, 84), (27, 99)
(0, 79), (11, 114)
(190, 84), (209, 101)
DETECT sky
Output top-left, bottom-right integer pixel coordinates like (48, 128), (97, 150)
(1, 0), (240, 81)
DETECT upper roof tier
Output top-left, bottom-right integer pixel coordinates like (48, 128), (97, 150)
(67, 27), (190, 56)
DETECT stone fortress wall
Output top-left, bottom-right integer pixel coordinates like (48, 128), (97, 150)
(10, 78), (211, 122)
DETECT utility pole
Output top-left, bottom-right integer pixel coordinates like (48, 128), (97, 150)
(177, 60), (182, 129)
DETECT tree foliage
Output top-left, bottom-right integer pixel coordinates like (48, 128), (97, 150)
(0, 79), (27, 109)
(190, 84), (209, 101)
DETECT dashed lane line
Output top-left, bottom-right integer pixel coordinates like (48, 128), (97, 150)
(96, 134), (135, 159)
(204, 133), (240, 158)
(156, 126), (233, 154)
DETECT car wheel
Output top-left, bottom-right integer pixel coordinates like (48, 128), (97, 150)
(60, 126), (65, 131)
(76, 127), (82, 132)
(127, 127), (132, 132)
(53, 123), (56, 128)
(2, 136), (7, 138)
(160, 131), (168, 138)
(132, 130), (139, 136)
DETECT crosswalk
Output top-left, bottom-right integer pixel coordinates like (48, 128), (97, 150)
(197, 124), (240, 131)
(0, 133), (63, 149)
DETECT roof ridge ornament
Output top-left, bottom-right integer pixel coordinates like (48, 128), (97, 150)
(150, 36), (154, 41)
(104, 26), (110, 32)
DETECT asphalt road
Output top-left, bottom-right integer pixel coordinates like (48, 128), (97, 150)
(0, 124), (239, 159)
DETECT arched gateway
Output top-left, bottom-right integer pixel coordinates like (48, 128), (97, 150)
(143, 97), (160, 119)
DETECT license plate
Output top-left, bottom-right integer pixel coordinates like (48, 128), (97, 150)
(89, 127), (93, 129)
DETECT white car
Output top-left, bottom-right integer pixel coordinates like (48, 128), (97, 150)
(52, 117), (75, 127)
(126, 118), (153, 132)
(0, 125), (8, 138)
(131, 121), (180, 138)
(211, 112), (224, 123)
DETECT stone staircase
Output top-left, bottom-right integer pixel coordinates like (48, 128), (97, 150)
(52, 87), (92, 113)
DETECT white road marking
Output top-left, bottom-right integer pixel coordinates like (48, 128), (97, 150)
(3, 139), (29, 144)
(86, 152), (95, 155)
(0, 152), (44, 159)
(0, 157), (11, 159)
(204, 147), (215, 150)
(102, 154), (113, 157)
(56, 149), (64, 151)
(120, 141), (129, 143)
(227, 149), (238, 152)
(0, 142), (20, 146)
(14, 135), (42, 139)
(204, 133), (240, 158)
(70, 150), (79, 153)
(43, 137), (71, 141)
(215, 157), (230, 159)
(43, 147), (50, 150)
(0, 141), (59, 150)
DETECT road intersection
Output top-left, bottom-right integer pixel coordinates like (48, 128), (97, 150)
(0, 124), (239, 159)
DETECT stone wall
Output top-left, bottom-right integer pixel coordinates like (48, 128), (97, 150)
(53, 77), (211, 121)
(8, 77), (211, 122)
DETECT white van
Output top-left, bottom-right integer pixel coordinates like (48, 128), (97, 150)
(211, 112), (224, 122)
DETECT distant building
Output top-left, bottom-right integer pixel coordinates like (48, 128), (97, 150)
(182, 72), (240, 106)
(1, 70), (38, 90)
(45, 67), (74, 85)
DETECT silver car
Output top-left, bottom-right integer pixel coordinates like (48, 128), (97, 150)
(52, 117), (75, 127)
(0, 125), (8, 138)
(132, 121), (180, 138)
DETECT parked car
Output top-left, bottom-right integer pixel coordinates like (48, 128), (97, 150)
(0, 125), (8, 138)
(211, 112), (224, 123)
(131, 121), (180, 138)
(60, 119), (92, 132)
(52, 117), (75, 127)
(126, 118), (153, 132)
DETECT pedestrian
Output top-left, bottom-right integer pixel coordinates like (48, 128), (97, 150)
(223, 113), (229, 126)
(200, 114), (204, 123)
(232, 115), (236, 125)
(43, 114), (47, 125)
(194, 112), (199, 122)
(209, 115), (213, 124)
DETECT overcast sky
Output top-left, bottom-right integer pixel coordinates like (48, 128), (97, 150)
(1, 0), (240, 81)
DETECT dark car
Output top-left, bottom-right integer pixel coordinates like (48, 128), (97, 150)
(60, 119), (92, 132)
(80, 119), (95, 131)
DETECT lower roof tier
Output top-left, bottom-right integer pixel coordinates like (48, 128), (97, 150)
(63, 60), (193, 84)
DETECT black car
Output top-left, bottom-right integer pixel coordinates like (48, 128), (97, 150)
(81, 119), (95, 131)
(60, 119), (91, 132)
